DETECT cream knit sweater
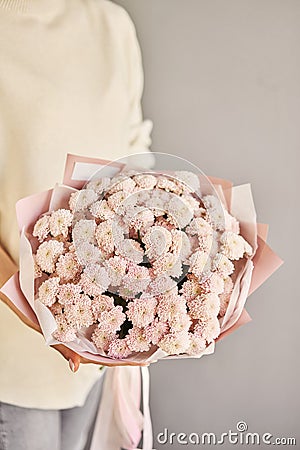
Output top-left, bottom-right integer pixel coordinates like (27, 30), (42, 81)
(0, 0), (153, 408)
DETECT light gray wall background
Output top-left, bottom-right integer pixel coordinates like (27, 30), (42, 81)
(114, 1), (299, 448)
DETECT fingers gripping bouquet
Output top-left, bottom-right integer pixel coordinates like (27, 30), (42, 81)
(1, 153), (282, 365)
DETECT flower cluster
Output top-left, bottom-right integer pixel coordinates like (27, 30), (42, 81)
(32, 169), (253, 359)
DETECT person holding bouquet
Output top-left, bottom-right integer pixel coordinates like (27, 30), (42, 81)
(0, 0), (153, 448)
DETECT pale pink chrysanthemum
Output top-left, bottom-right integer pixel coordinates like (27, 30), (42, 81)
(170, 230), (191, 262)
(186, 333), (206, 356)
(166, 196), (194, 229)
(123, 264), (151, 294)
(202, 195), (220, 210)
(194, 316), (221, 342)
(144, 318), (169, 345)
(95, 220), (123, 254)
(187, 296), (207, 320)
(153, 253), (183, 279)
(186, 217), (213, 237)
(75, 242), (103, 266)
(147, 274), (177, 296)
(38, 277), (60, 306)
(72, 219), (96, 245)
(207, 206), (225, 231)
(89, 200), (115, 220)
(189, 250), (211, 278)
(157, 292), (187, 322)
(98, 305), (126, 333)
(116, 239), (144, 264)
(129, 207), (155, 232)
(91, 326), (115, 352)
(49, 209), (73, 238)
(107, 338), (132, 359)
(125, 327), (151, 352)
(158, 331), (190, 355)
(189, 294), (220, 319)
(80, 265), (110, 296)
(224, 209), (240, 234)
(109, 176), (136, 194)
(220, 231), (250, 260)
(103, 256), (127, 286)
(33, 215), (50, 242)
(180, 194), (200, 214)
(35, 240), (64, 273)
(219, 277), (234, 317)
(49, 302), (64, 316)
(142, 226), (172, 260)
(173, 171), (200, 193)
(69, 189), (98, 212)
(56, 252), (81, 282)
(107, 191), (129, 212)
(64, 294), (94, 328)
(57, 283), (82, 305)
(91, 294), (115, 320)
(33, 255), (43, 278)
(212, 253), (234, 277)
(156, 176), (182, 194)
(133, 174), (157, 189)
(180, 279), (202, 301)
(126, 295), (157, 328)
(52, 314), (77, 343)
(169, 313), (192, 333)
(199, 272), (224, 295)
(86, 177), (111, 194)
(154, 216), (176, 231)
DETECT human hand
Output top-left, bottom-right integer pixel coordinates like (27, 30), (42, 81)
(52, 343), (151, 372)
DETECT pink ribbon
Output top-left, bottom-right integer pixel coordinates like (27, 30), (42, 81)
(90, 366), (155, 450)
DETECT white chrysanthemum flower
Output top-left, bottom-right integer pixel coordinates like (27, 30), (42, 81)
(38, 277), (60, 306)
(220, 231), (251, 260)
(36, 240), (64, 273)
(115, 239), (144, 264)
(109, 175), (136, 194)
(166, 196), (194, 229)
(174, 171), (200, 193)
(158, 331), (190, 355)
(180, 194), (201, 213)
(69, 189), (98, 212)
(72, 219), (96, 245)
(212, 253), (234, 277)
(33, 215), (50, 242)
(89, 200), (115, 220)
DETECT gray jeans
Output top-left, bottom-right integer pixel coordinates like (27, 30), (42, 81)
(0, 373), (105, 450)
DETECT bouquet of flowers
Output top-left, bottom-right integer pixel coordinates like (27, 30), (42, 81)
(1, 153), (282, 365)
